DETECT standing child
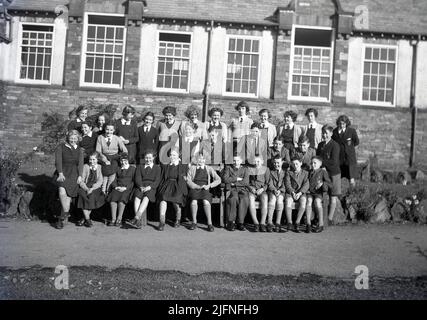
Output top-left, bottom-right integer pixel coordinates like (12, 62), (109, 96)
(258, 108), (277, 147)
(54, 130), (84, 229)
(276, 110), (304, 154)
(317, 125), (341, 225)
(79, 120), (98, 163)
(157, 149), (188, 231)
(267, 137), (291, 170)
(115, 105), (139, 164)
(96, 121), (128, 194)
(306, 156), (331, 233)
(186, 153), (221, 231)
(106, 153), (135, 226)
(127, 150), (161, 229)
(93, 114), (107, 136)
(267, 156), (287, 232)
(244, 122), (268, 167)
(157, 106), (182, 164)
(285, 156), (309, 232)
(291, 136), (316, 171)
(180, 105), (208, 141)
(230, 101), (253, 156)
(137, 112), (159, 163)
(303, 108), (323, 150)
(68, 105), (88, 133)
(76, 152), (105, 227)
(247, 157), (270, 232)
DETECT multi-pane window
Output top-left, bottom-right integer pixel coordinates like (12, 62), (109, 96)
(225, 37), (260, 96)
(19, 24), (54, 83)
(82, 15), (126, 88)
(156, 33), (191, 91)
(362, 46), (396, 105)
(289, 27), (333, 101)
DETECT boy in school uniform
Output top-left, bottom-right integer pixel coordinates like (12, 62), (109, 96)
(222, 155), (250, 231)
(306, 156), (332, 233)
(291, 136), (316, 171)
(244, 122), (268, 167)
(267, 137), (291, 171)
(266, 155), (287, 233)
(285, 156), (309, 232)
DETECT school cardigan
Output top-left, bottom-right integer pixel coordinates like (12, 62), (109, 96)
(157, 119), (182, 142)
(179, 120), (209, 141)
(79, 164), (103, 191)
(276, 123), (304, 148)
(331, 126), (359, 166)
(316, 139), (341, 176)
(303, 122), (323, 149)
(96, 135), (128, 162)
(267, 169), (286, 194)
(186, 165), (221, 189)
(285, 169), (309, 194)
(137, 125), (159, 157)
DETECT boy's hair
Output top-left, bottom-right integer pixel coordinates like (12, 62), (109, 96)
(305, 108), (318, 118)
(258, 108), (271, 118)
(162, 106), (177, 116)
(75, 105), (88, 116)
(143, 149), (156, 158)
(143, 111), (155, 121)
(184, 105), (200, 119)
(336, 114), (351, 127)
(291, 155), (302, 163)
(208, 106), (224, 117)
(299, 135), (310, 145)
(122, 105), (136, 115)
(322, 124), (334, 133)
(80, 120), (93, 128)
(311, 155), (323, 163)
(97, 113), (108, 123)
(105, 121), (116, 129)
(250, 122), (261, 129)
(235, 100), (250, 113)
(89, 151), (100, 160)
(119, 153), (129, 161)
(283, 110), (298, 122)
(272, 155), (283, 162)
(273, 136), (285, 144)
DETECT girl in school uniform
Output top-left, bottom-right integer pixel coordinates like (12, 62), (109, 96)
(157, 106), (182, 164)
(276, 110), (304, 154)
(179, 105), (208, 141)
(68, 105), (89, 133)
(76, 152), (105, 228)
(230, 101), (253, 154)
(157, 149), (188, 231)
(204, 107), (229, 169)
(106, 153), (136, 226)
(115, 105), (139, 164)
(177, 123), (200, 166)
(137, 111), (159, 163)
(258, 108), (277, 148)
(79, 120), (98, 163)
(303, 108), (323, 150)
(54, 130), (84, 229)
(126, 150), (161, 229)
(186, 153), (221, 232)
(93, 113), (107, 136)
(96, 121), (128, 194)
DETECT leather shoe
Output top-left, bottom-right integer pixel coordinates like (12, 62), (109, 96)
(158, 223), (165, 231)
(189, 223), (197, 230)
(207, 224), (214, 232)
(76, 219), (84, 227)
(305, 224), (311, 233)
(253, 224), (259, 232)
(260, 224), (267, 232)
(237, 223), (246, 231)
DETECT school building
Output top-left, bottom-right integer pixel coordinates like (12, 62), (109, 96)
(0, 0), (426, 171)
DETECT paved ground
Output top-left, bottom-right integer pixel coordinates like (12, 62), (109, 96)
(1, 219), (426, 278)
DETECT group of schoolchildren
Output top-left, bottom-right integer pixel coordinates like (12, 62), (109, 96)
(54, 101), (359, 234)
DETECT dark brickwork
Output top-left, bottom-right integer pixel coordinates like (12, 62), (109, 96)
(64, 21), (83, 89)
(124, 24), (141, 90)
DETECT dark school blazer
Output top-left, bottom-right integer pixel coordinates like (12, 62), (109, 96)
(332, 126), (359, 166)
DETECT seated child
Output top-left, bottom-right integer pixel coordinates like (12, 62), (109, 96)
(306, 156), (331, 233)
(267, 155), (287, 232)
(127, 150), (161, 229)
(106, 153), (136, 226)
(186, 153), (221, 232)
(96, 121), (128, 194)
(285, 156), (309, 232)
(76, 152), (105, 227)
(247, 157), (270, 232)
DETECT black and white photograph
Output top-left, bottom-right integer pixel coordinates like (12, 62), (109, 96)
(0, 0), (426, 306)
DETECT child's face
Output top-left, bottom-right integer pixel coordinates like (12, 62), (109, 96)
(170, 151), (179, 162)
(233, 156), (242, 167)
(284, 115), (293, 124)
(293, 160), (302, 171)
(273, 159), (283, 171)
(338, 120), (347, 129)
(322, 129), (332, 141)
(88, 155), (98, 166)
(120, 158), (129, 167)
(144, 115), (153, 126)
(105, 125), (115, 136)
(312, 158), (322, 170)
(238, 106), (246, 116)
(197, 155), (206, 167)
(81, 123), (91, 136)
(307, 112), (316, 123)
(145, 153), (154, 165)
(211, 111), (221, 122)
(251, 127), (260, 138)
(189, 112), (198, 122)
(273, 140), (283, 150)
(184, 126), (194, 138)
(259, 112), (268, 123)
(165, 113), (174, 123)
(124, 112), (134, 121)
(254, 157), (263, 168)
(78, 109), (88, 120)
(98, 115), (105, 126)
(68, 134), (79, 146)
(300, 141), (309, 153)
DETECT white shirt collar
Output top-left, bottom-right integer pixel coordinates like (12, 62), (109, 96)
(121, 118), (131, 125)
(170, 161), (179, 166)
(144, 163), (154, 169)
(184, 136), (194, 143)
(89, 164), (98, 171)
(121, 164), (130, 170)
(65, 143), (77, 149)
(196, 165), (205, 170)
(83, 131), (93, 138)
(285, 123), (294, 130)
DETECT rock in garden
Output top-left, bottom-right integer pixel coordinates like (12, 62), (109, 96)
(415, 170), (425, 181)
(348, 205), (357, 222)
(414, 200), (427, 224)
(18, 191), (34, 220)
(397, 171), (411, 185)
(369, 199), (391, 223)
(390, 202), (406, 222)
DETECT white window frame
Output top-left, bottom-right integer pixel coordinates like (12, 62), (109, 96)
(153, 30), (193, 93)
(359, 43), (398, 107)
(15, 22), (55, 85)
(79, 12), (127, 89)
(222, 34), (262, 98)
(288, 25), (334, 103)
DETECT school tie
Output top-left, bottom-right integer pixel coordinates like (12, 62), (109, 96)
(106, 137), (111, 147)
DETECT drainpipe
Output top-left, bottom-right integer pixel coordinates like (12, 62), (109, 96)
(409, 35), (420, 168)
(203, 20), (214, 122)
